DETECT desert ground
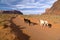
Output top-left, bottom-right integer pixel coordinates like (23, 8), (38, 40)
(0, 14), (60, 40)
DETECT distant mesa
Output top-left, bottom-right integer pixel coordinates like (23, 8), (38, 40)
(0, 10), (23, 15)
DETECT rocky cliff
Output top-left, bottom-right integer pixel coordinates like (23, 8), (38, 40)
(44, 0), (60, 15)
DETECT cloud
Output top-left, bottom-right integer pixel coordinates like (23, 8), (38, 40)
(20, 10), (44, 15)
(12, 0), (56, 9)
(0, 0), (57, 14)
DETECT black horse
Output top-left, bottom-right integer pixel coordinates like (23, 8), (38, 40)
(24, 18), (38, 26)
(24, 18), (31, 25)
(48, 23), (52, 28)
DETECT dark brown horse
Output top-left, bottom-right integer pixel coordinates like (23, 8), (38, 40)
(24, 18), (38, 25)
(48, 23), (52, 28)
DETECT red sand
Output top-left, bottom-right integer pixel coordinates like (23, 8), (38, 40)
(12, 15), (60, 40)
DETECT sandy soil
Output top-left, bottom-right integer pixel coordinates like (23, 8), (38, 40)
(12, 15), (60, 40)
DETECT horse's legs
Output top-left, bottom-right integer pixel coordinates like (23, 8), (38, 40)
(29, 21), (31, 26)
(27, 22), (30, 26)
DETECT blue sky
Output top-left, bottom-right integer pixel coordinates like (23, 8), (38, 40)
(0, 0), (57, 15)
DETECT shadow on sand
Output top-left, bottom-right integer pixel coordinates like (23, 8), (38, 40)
(4, 17), (30, 40)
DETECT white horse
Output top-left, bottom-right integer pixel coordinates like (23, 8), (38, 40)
(44, 21), (48, 26)
(40, 20), (45, 26)
(40, 20), (48, 27)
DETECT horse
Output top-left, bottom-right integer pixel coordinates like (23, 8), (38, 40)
(48, 23), (52, 28)
(24, 18), (31, 25)
(39, 20), (48, 27)
(24, 18), (38, 26)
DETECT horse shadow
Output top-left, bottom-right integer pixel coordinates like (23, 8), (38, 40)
(3, 17), (30, 40)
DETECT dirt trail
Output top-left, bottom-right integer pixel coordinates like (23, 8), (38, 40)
(12, 15), (60, 40)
